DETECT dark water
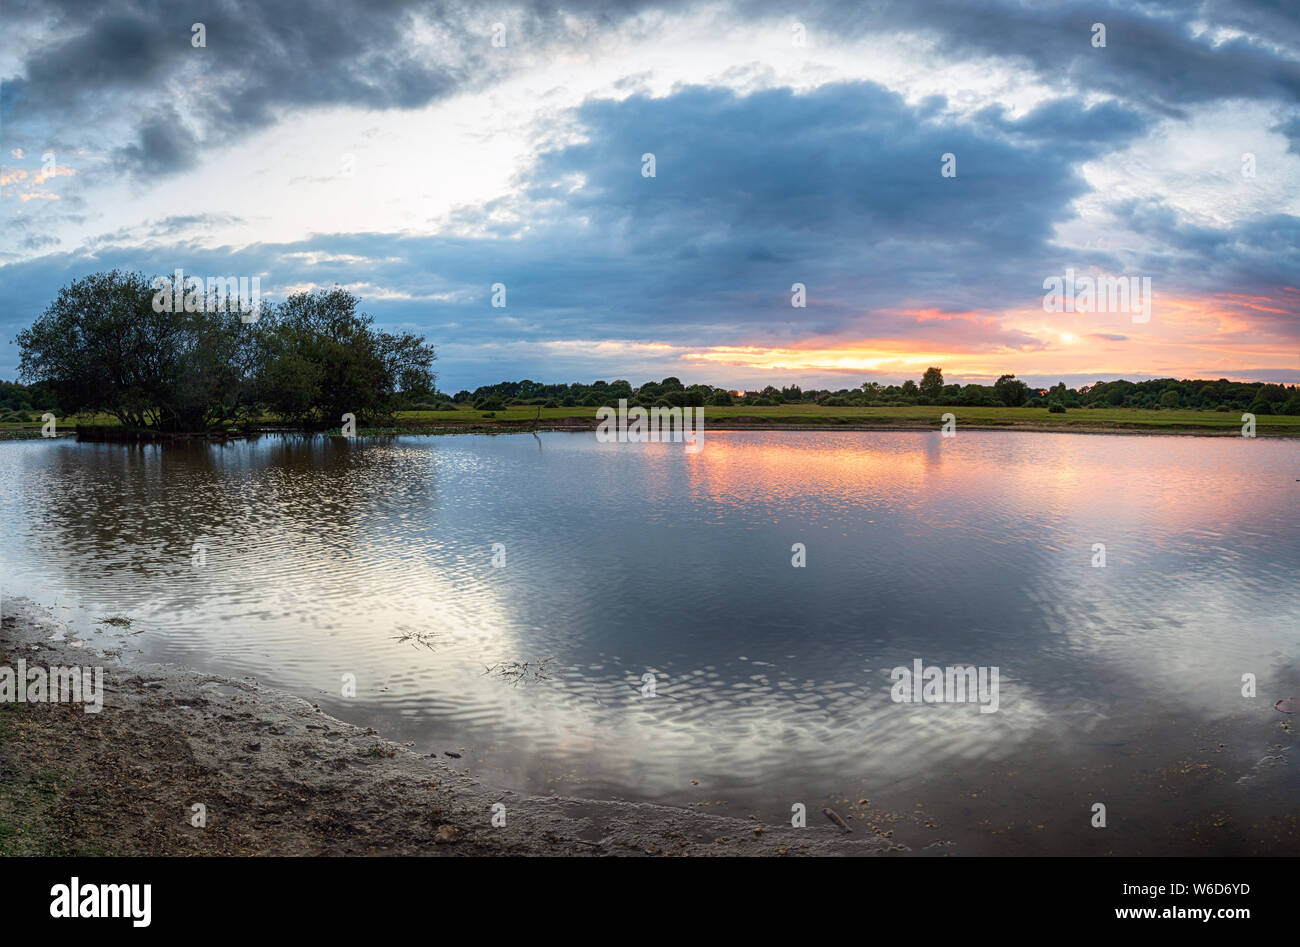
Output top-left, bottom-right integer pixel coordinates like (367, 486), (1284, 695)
(2, 430), (1297, 854)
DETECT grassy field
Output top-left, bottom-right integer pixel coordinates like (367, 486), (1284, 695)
(2, 403), (1297, 435)
(390, 402), (1300, 434)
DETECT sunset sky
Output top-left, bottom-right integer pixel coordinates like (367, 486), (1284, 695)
(1, 0), (1297, 392)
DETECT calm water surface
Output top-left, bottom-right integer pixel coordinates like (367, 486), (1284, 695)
(2, 431), (1296, 854)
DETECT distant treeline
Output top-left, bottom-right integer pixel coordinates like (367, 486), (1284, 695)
(455, 370), (1300, 414)
(0, 379), (58, 422)
(12, 270), (436, 431)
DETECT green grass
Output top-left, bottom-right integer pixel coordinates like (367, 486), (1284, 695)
(3, 403), (1295, 435)
(0, 764), (105, 856)
(391, 402), (1300, 433)
(0, 411), (115, 438)
(0, 702), (114, 856)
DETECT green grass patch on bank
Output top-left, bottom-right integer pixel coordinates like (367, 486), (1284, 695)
(391, 402), (1300, 432)
(4, 403), (1296, 437)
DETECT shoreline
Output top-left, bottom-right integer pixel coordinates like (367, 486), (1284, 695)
(0, 602), (900, 857)
(0, 419), (1293, 442)
(356, 418), (1300, 437)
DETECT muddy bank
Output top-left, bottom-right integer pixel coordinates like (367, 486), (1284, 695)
(0, 604), (900, 857)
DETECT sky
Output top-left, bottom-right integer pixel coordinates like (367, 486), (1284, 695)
(0, 0), (1297, 393)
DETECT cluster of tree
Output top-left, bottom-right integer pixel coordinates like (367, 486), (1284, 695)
(1074, 377), (1299, 414)
(0, 378), (59, 422)
(450, 377), (725, 411)
(449, 369), (1300, 414)
(13, 271), (436, 431)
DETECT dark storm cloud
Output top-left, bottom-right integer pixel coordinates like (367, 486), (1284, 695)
(767, 0), (1300, 113)
(502, 82), (1150, 334)
(2, 0), (495, 175)
(1, 0), (688, 178)
(21, 14), (173, 94)
(3, 0), (1296, 184)
(1107, 196), (1300, 313)
(115, 107), (200, 175)
(980, 98), (1151, 146)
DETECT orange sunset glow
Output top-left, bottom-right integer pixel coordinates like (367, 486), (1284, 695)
(681, 291), (1300, 385)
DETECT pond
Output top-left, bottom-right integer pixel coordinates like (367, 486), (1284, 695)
(1, 430), (1296, 854)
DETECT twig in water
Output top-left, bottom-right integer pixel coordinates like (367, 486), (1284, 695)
(392, 629), (439, 651)
(483, 657), (555, 686)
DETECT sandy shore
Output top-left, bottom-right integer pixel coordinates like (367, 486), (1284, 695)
(0, 603), (900, 857)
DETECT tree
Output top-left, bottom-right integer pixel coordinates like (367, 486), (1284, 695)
(994, 374), (1029, 406)
(19, 274), (435, 431)
(257, 288), (436, 425)
(17, 269), (258, 430)
(919, 367), (944, 400)
(961, 384), (999, 406)
(1159, 389), (1180, 408)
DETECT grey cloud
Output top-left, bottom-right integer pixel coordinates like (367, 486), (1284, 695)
(149, 213), (247, 234)
(114, 107), (200, 175)
(2, 0), (541, 178)
(20, 234), (59, 251)
(784, 0), (1300, 112)
(23, 15), (173, 96)
(981, 98), (1152, 149)
(1273, 116), (1300, 154)
(3, 0), (1297, 186)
